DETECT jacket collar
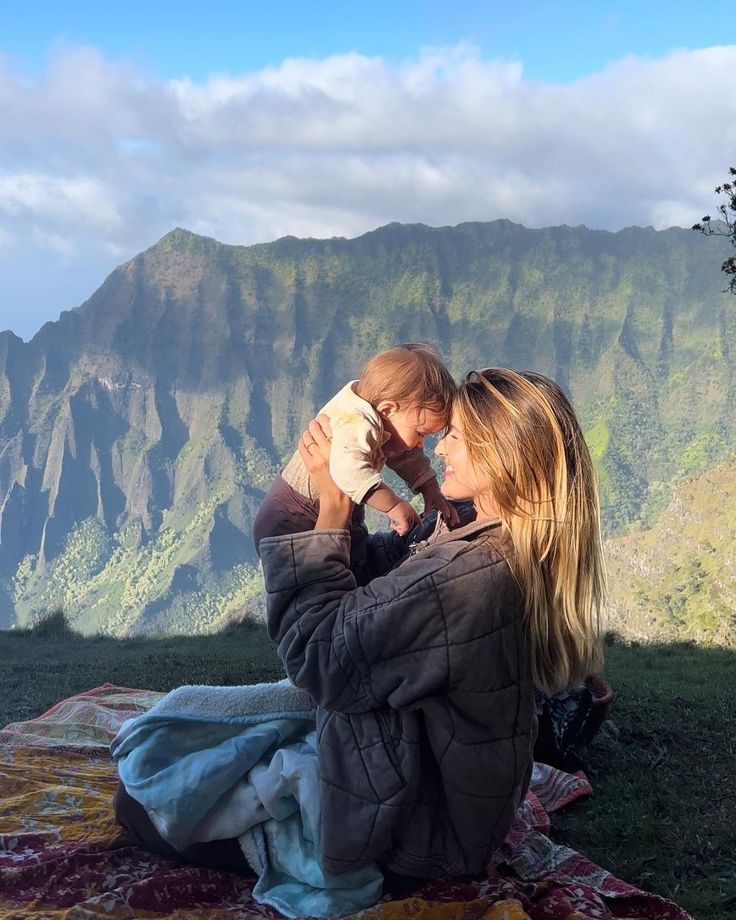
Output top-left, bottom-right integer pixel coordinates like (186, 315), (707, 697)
(408, 512), (501, 557)
(433, 516), (502, 546)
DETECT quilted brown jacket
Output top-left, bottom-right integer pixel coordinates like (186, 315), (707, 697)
(259, 514), (536, 879)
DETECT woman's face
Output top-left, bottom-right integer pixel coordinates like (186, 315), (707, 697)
(434, 415), (492, 505)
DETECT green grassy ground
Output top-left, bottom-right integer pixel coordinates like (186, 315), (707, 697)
(0, 617), (733, 919)
(0, 613), (283, 724)
(552, 637), (736, 919)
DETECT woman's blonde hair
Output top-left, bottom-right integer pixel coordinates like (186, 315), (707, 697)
(356, 344), (455, 420)
(456, 368), (604, 694)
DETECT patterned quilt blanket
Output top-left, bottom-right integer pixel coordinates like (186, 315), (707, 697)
(0, 684), (693, 920)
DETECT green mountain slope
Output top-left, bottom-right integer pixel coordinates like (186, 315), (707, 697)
(605, 457), (736, 644)
(0, 221), (732, 635)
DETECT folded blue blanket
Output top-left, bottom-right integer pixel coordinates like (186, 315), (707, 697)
(111, 680), (383, 918)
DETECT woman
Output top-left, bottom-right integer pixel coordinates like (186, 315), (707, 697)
(258, 366), (604, 881)
(114, 367), (603, 895)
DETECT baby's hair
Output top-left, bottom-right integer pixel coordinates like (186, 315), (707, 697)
(356, 344), (455, 419)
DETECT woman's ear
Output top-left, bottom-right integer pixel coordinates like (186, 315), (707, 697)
(376, 399), (399, 418)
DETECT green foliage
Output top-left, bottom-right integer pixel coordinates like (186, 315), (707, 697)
(604, 458), (736, 645)
(584, 419), (610, 461)
(13, 520), (113, 613)
(29, 606), (75, 639)
(11, 492), (264, 638)
(677, 429), (730, 479)
(693, 166), (736, 295)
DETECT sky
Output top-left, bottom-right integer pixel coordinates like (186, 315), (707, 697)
(1, 0), (735, 340)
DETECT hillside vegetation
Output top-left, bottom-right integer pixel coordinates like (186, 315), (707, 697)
(605, 457), (736, 644)
(0, 221), (733, 636)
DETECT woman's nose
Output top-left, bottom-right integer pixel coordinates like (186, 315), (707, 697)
(434, 437), (445, 457)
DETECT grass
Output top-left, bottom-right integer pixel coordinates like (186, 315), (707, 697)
(0, 617), (733, 919)
(0, 614), (283, 724)
(552, 636), (736, 919)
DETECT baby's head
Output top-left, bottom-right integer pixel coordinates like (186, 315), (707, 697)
(356, 344), (455, 454)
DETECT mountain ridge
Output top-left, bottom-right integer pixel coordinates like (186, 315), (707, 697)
(0, 219), (732, 636)
(1, 219), (705, 345)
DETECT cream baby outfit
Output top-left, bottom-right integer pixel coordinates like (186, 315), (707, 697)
(280, 381), (437, 501)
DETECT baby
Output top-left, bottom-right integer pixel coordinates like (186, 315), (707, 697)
(252, 343), (458, 582)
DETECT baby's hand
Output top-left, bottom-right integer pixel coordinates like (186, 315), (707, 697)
(420, 481), (460, 526)
(387, 500), (421, 536)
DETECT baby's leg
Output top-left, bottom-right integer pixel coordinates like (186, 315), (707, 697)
(113, 781), (251, 874)
(252, 473), (320, 554)
(349, 505), (371, 586)
(253, 476), (371, 585)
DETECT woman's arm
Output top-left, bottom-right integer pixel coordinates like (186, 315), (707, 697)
(265, 419), (503, 714)
(259, 528), (465, 713)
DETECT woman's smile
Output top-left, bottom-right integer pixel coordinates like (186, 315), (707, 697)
(435, 417), (498, 519)
(435, 422), (479, 498)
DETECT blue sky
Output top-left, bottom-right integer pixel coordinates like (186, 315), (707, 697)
(4, 0), (733, 82)
(1, 1), (735, 340)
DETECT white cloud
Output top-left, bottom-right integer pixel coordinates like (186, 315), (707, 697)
(0, 42), (735, 338)
(0, 173), (120, 230)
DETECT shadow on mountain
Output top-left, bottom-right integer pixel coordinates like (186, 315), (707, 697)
(0, 581), (15, 630)
(209, 511), (254, 571)
(131, 564), (204, 634)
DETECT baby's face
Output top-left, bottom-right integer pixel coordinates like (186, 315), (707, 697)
(382, 405), (446, 455)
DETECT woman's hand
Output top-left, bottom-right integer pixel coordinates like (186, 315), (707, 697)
(297, 414), (333, 480)
(298, 415), (354, 530)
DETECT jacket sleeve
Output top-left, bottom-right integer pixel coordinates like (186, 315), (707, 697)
(328, 415), (385, 503)
(259, 529), (490, 714)
(365, 528), (412, 578)
(385, 447), (437, 493)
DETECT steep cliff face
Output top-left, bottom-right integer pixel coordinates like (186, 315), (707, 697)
(0, 222), (732, 635)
